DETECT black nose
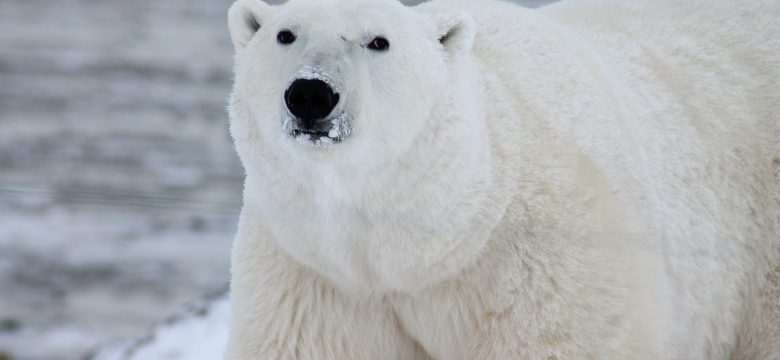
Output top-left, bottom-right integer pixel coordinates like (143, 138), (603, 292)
(285, 79), (340, 122)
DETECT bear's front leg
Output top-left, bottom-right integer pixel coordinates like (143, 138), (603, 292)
(225, 215), (426, 360)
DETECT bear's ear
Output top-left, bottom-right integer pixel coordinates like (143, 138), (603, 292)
(228, 0), (276, 51)
(432, 11), (476, 56)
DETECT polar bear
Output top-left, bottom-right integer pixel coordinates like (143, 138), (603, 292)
(224, 0), (780, 358)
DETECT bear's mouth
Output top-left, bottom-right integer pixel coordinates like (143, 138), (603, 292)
(291, 129), (331, 139)
(290, 129), (340, 145)
(283, 111), (352, 147)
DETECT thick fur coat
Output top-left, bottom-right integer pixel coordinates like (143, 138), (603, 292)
(225, 0), (780, 358)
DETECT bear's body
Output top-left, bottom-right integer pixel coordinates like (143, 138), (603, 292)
(225, 0), (780, 358)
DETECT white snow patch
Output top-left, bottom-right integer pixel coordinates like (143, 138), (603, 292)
(90, 296), (230, 360)
(292, 65), (339, 90)
(295, 132), (313, 145)
(328, 111), (352, 141)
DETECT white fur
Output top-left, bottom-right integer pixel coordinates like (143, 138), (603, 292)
(225, 0), (780, 358)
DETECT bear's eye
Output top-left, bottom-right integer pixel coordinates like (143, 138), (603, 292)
(367, 36), (390, 51)
(277, 30), (296, 45)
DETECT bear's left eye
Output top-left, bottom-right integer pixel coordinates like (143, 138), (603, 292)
(277, 30), (296, 45)
(367, 36), (390, 51)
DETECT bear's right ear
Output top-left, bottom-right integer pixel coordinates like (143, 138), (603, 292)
(431, 11), (476, 56)
(228, 0), (276, 51)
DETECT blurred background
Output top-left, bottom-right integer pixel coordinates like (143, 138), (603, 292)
(0, 0), (554, 359)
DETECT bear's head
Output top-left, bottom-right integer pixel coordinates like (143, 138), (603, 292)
(228, 0), (479, 173)
(228, 0), (499, 291)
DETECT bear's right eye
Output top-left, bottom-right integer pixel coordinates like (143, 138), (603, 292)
(277, 30), (296, 45)
(367, 36), (390, 51)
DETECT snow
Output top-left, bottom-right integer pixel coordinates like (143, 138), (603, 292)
(294, 65), (339, 90)
(0, 0), (240, 358)
(329, 112), (353, 141)
(89, 295), (230, 360)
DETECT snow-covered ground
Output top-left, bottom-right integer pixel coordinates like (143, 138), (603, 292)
(88, 295), (230, 360)
(0, 0), (240, 358)
(0, 0), (553, 359)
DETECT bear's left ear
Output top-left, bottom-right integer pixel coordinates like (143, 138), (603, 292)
(228, 0), (277, 51)
(431, 11), (476, 56)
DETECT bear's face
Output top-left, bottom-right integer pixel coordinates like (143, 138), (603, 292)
(228, 0), (487, 291)
(229, 0), (476, 168)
